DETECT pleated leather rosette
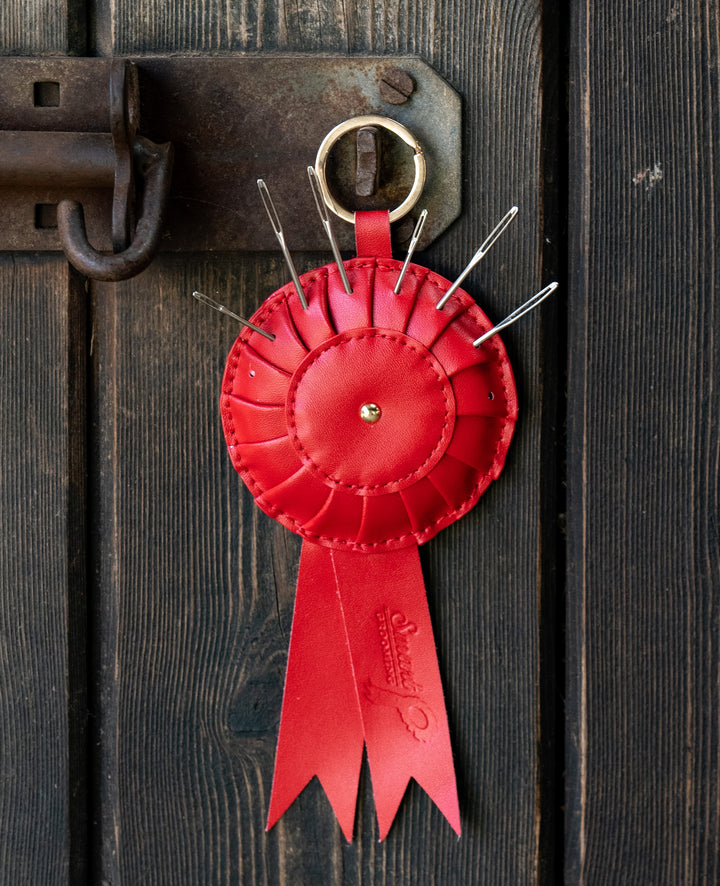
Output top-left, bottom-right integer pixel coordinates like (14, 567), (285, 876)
(221, 244), (517, 840)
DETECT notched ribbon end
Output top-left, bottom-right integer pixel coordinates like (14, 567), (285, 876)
(266, 771), (359, 842)
(266, 540), (463, 842)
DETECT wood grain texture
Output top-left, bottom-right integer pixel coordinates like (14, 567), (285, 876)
(89, 1), (557, 883)
(0, 0), (85, 55)
(0, 257), (81, 884)
(0, 5), (89, 884)
(566, 2), (720, 883)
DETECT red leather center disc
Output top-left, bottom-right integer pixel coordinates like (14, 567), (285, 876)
(287, 329), (455, 493)
(221, 258), (518, 552)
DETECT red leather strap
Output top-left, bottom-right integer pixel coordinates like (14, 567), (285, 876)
(332, 544), (460, 839)
(266, 541), (364, 841)
(355, 210), (392, 259)
(267, 540), (461, 840)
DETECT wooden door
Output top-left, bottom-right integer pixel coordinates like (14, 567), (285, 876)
(1, 2), (718, 884)
(566, 5), (720, 883)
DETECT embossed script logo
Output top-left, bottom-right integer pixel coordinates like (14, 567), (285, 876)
(365, 607), (438, 742)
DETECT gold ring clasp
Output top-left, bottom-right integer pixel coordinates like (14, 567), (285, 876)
(314, 115), (426, 225)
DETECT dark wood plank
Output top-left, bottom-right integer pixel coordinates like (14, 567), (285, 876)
(0, 257), (86, 884)
(93, 2), (557, 882)
(0, 0), (85, 55)
(0, 6), (89, 883)
(567, 2), (720, 882)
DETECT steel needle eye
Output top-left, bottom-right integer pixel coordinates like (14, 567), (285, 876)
(394, 209), (428, 294)
(436, 205), (519, 309)
(257, 178), (308, 310)
(192, 291), (276, 341)
(307, 165), (352, 294)
(472, 281), (559, 347)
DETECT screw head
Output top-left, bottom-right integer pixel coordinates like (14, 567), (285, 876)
(379, 67), (415, 104)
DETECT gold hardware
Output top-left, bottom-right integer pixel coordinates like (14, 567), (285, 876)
(314, 115), (426, 225)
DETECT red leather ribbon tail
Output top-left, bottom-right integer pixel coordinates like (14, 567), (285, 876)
(355, 209), (392, 259)
(268, 542), (460, 841)
(331, 545), (461, 840)
(266, 541), (364, 841)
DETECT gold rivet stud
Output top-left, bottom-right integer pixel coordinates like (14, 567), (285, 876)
(360, 403), (381, 424)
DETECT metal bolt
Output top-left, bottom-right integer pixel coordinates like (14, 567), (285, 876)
(356, 126), (380, 196)
(379, 68), (415, 104)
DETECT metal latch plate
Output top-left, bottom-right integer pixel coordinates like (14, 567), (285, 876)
(0, 56), (461, 253)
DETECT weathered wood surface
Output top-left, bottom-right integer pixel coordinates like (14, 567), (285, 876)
(0, 4), (88, 883)
(566, 2), (720, 883)
(0, 0), (85, 56)
(88, 1), (557, 883)
(6, 0), (720, 882)
(0, 258), (86, 884)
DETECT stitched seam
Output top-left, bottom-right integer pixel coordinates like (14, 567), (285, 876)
(220, 259), (516, 549)
(221, 420), (506, 549)
(286, 330), (454, 492)
(255, 466), (500, 549)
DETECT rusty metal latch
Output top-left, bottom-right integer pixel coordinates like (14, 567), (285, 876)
(0, 59), (173, 281)
(1, 56), (461, 272)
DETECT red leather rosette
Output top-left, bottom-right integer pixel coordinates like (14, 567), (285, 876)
(221, 213), (517, 840)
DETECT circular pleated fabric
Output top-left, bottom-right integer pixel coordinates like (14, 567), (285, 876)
(221, 258), (518, 552)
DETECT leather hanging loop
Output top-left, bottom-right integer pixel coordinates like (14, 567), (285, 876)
(354, 209), (393, 259)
